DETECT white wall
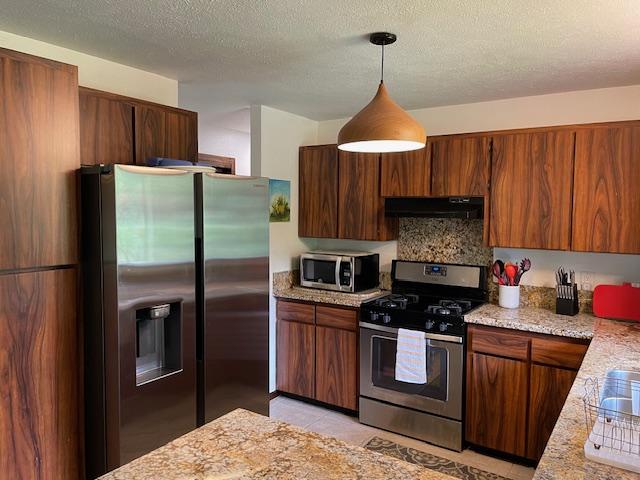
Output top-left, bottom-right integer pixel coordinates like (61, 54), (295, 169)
(316, 84), (640, 288)
(251, 105), (318, 392)
(198, 109), (251, 175)
(0, 30), (177, 105)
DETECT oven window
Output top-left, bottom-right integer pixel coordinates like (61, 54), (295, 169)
(302, 259), (337, 284)
(371, 336), (448, 401)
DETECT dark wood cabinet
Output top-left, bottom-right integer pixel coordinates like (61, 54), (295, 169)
(0, 268), (80, 479)
(466, 352), (529, 457)
(165, 110), (198, 162)
(79, 89), (134, 165)
(135, 104), (167, 164)
(380, 147), (431, 197)
(527, 364), (577, 460)
(490, 130), (574, 250)
(315, 326), (358, 410)
(276, 316), (315, 398)
(572, 124), (640, 253)
(0, 48), (80, 271)
(466, 324), (589, 461)
(430, 136), (490, 196)
(79, 87), (198, 166)
(276, 300), (359, 411)
(338, 151), (398, 240)
(299, 145), (338, 238)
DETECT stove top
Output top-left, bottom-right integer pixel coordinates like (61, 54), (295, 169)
(362, 293), (484, 336)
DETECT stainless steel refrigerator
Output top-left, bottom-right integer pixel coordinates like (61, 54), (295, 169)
(82, 165), (269, 478)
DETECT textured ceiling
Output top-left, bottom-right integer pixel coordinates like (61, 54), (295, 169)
(1, 0), (639, 120)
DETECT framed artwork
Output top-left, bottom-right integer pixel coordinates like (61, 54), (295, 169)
(269, 179), (291, 222)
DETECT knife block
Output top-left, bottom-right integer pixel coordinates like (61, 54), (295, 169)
(556, 285), (579, 316)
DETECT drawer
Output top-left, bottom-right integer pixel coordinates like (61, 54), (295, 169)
(316, 305), (358, 331)
(531, 336), (588, 370)
(469, 325), (530, 361)
(276, 300), (315, 324)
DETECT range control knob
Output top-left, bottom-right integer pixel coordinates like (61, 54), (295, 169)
(439, 322), (450, 332)
(382, 314), (391, 324)
(425, 320), (435, 330)
(370, 311), (379, 321)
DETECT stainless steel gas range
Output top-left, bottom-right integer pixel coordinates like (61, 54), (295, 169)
(359, 260), (487, 451)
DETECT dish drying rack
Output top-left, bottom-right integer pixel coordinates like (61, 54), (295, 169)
(583, 374), (640, 473)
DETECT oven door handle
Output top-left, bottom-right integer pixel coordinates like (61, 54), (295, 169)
(359, 321), (463, 344)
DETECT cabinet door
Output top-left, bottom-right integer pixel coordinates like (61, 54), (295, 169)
(490, 131), (574, 249)
(572, 125), (640, 253)
(527, 365), (577, 460)
(0, 268), (79, 479)
(338, 151), (398, 240)
(380, 147), (430, 197)
(79, 90), (134, 165)
(134, 105), (166, 164)
(431, 136), (490, 196)
(315, 326), (357, 410)
(0, 51), (79, 270)
(299, 145), (338, 238)
(276, 319), (315, 398)
(165, 110), (198, 162)
(466, 352), (528, 457)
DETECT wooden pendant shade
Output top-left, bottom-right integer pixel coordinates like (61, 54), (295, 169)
(338, 82), (426, 153)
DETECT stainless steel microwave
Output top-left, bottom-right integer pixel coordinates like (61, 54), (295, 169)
(300, 251), (379, 293)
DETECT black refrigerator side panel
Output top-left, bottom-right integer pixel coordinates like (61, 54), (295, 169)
(80, 169), (107, 479)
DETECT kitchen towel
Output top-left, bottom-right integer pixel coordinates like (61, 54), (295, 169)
(395, 328), (427, 384)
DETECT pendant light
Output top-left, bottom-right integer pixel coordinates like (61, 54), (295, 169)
(338, 32), (426, 153)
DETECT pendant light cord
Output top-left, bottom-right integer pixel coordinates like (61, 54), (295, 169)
(381, 43), (385, 84)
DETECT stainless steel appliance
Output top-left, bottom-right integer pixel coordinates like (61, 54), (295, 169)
(359, 260), (487, 451)
(82, 165), (269, 478)
(300, 251), (379, 292)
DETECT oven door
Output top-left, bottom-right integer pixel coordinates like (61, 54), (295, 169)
(359, 323), (463, 420)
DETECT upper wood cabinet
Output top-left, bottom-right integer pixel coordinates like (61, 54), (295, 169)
(165, 110), (198, 162)
(80, 89), (134, 165)
(299, 145), (338, 238)
(490, 130), (574, 250)
(135, 104), (167, 163)
(572, 124), (640, 254)
(338, 151), (398, 240)
(431, 136), (490, 196)
(0, 48), (80, 270)
(380, 147), (431, 197)
(79, 87), (198, 166)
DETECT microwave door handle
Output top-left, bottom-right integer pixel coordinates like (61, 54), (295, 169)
(335, 257), (342, 290)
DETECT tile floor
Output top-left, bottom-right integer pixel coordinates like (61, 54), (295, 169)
(270, 396), (535, 480)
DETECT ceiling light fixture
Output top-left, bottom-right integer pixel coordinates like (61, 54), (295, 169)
(338, 32), (426, 153)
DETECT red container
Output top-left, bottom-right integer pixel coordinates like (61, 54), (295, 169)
(593, 283), (640, 321)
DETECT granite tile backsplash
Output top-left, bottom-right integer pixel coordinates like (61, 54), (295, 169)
(397, 218), (492, 266)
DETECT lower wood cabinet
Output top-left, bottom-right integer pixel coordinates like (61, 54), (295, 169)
(276, 300), (358, 410)
(466, 324), (588, 461)
(276, 318), (315, 398)
(527, 364), (577, 460)
(466, 352), (528, 457)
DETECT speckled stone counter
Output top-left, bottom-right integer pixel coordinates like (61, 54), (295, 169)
(534, 318), (640, 479)
(99, 409), (452, 480)
(465, 303), (597, 339)
(272, 270), (387, 307)
(273, 285), (387, 307)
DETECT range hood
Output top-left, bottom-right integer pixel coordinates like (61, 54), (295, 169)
(385, 197), (484, 219)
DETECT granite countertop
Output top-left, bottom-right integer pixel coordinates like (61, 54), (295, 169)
(273, 285), (388, 307)
(534, 318), (640, 479)
(99, 409), (453, 480)
(465, 303), (597, 339)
